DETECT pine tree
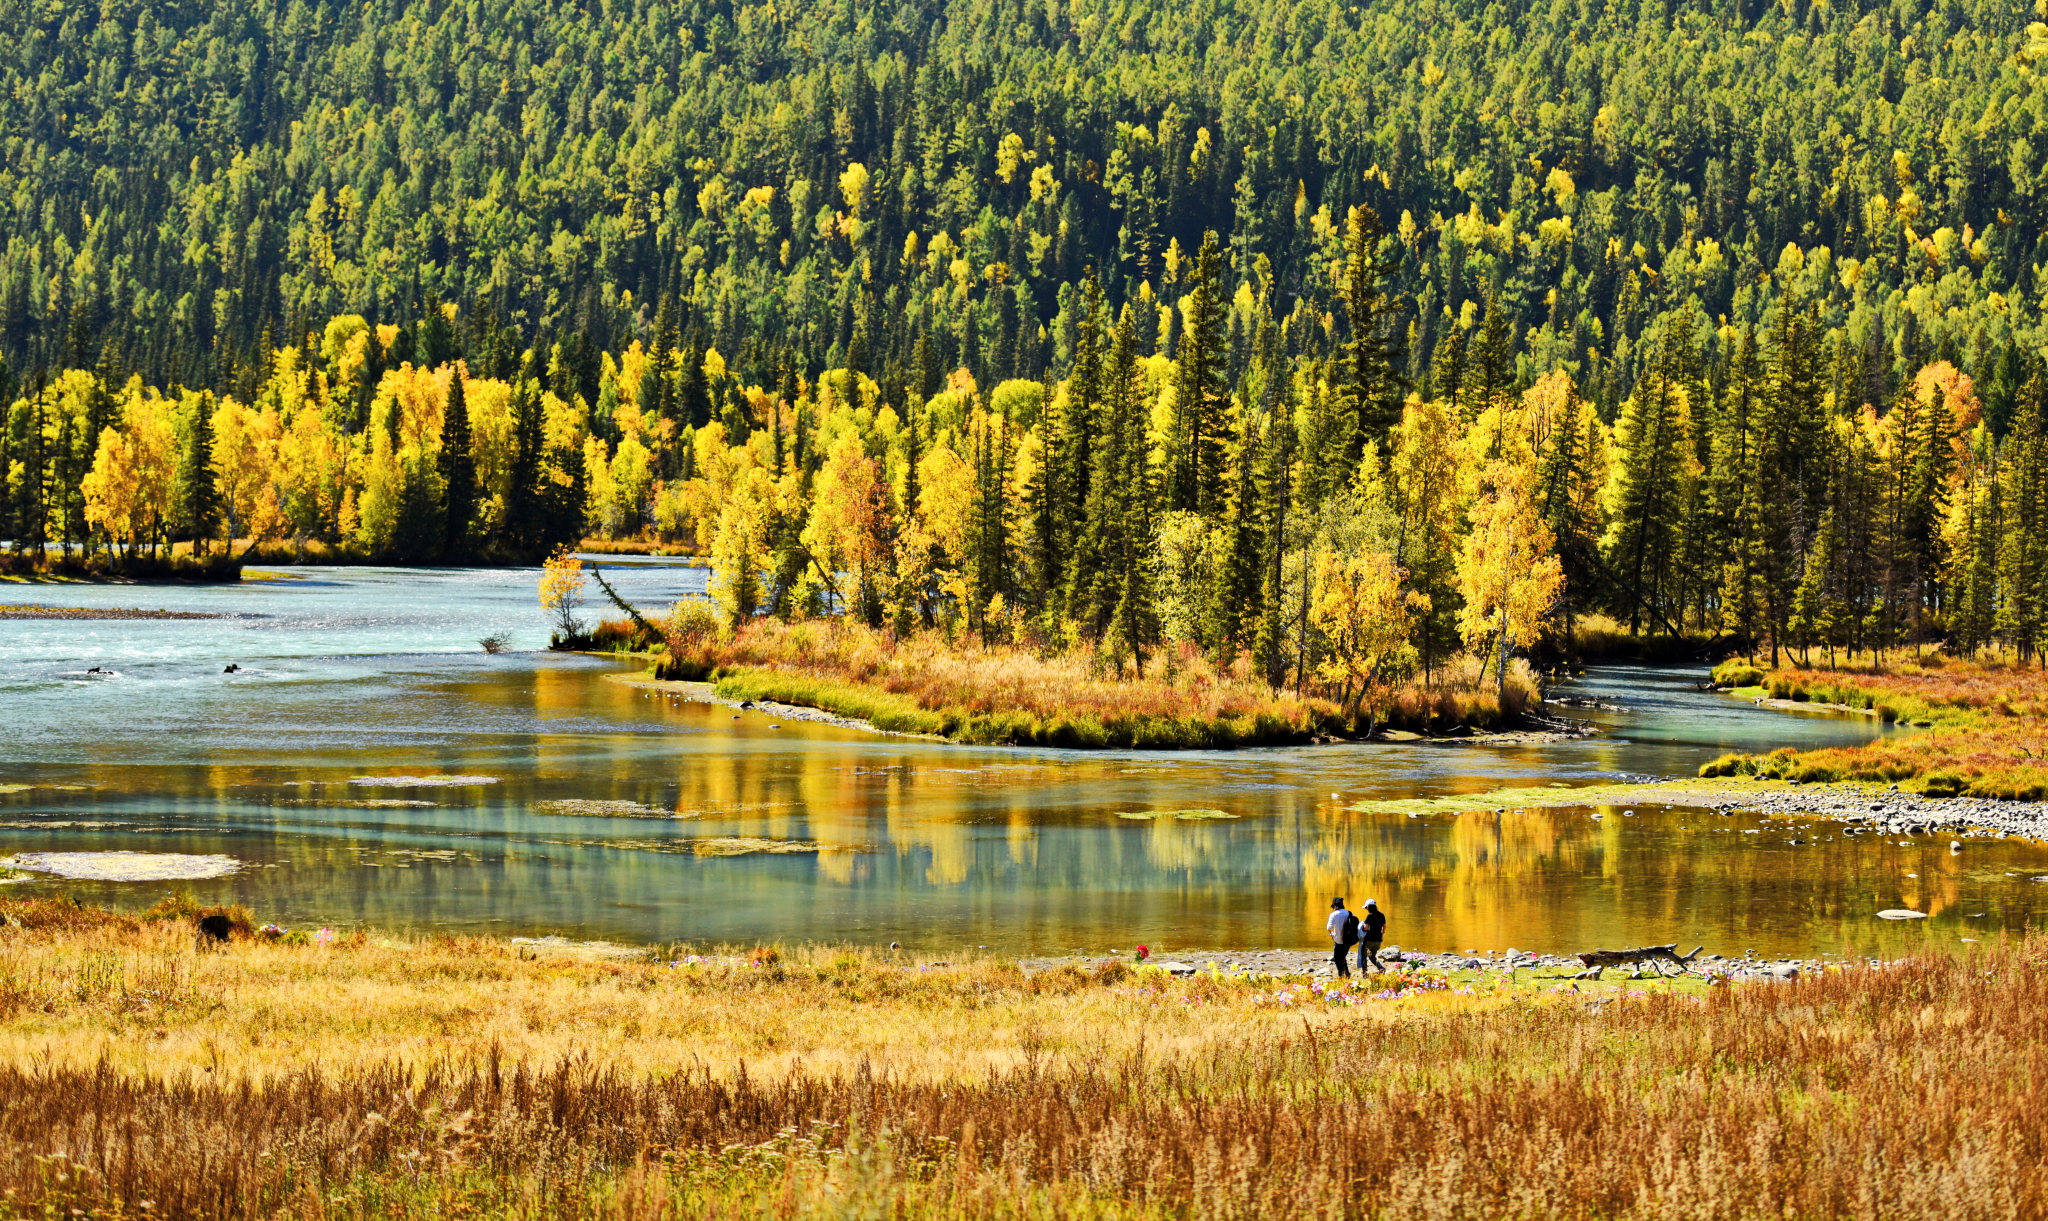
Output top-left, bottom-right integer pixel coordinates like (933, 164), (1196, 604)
(1713, 327), (1763, 656)
(1470, 290), (1515, 420)
(1073, 304), (1158, 670)
(1534, 378), (1597, 657)
(506, 376), (545, 558)
(1040, 273), (1105, 625)
(1788, 508), (1836, 666)
(1758, 303), (1828, 662)
(1335, 204), (1403, 465)
(966, 405), (1014, 640)
(1429, 316), (1468, 414)
(1253, 387), (1297, 688)
(540, 438), (588, 556)
(1206, 408), (1266, 654)
(1168, 232), (1227, 515)
(439, 366), (477, 560)
(184, 391), (220, 554)
(1945, 470), (1999, 659)
(1605, 340), (1690, 637)
(1995, 367), (2047, 663)
(1389, 397), (1465, 681)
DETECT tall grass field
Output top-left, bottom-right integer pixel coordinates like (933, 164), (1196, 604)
(0, 897), (2040, 1220)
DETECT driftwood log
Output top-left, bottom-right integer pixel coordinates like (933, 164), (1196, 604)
(1571, 943), (1704, 980)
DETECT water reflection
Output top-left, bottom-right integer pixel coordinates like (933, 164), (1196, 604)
(2, 567), (2044, 957)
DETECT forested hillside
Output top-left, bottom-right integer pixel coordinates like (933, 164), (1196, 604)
(5, 0), (2048, 405)
(4, 0), (2048, 689)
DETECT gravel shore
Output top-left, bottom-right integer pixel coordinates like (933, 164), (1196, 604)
(1018, 945), (1890, 985)
(1595, 779), (2048, 841)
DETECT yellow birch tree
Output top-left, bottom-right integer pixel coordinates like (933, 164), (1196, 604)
(1456, 459), (1564, 694)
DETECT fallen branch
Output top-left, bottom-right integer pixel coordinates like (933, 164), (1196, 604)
(589, 565), (662, 643)
(1570, 943), (1704, 980)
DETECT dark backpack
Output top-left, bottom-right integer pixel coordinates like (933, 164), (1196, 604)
(1340, 912), (1360, 943)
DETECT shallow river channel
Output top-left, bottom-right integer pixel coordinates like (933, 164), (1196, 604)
(5, 563), (2046, 959)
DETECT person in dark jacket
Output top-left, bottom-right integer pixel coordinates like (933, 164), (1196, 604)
(1357, 899), (1387, 973)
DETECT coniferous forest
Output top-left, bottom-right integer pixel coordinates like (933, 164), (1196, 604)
(5, 0), (2048, 677)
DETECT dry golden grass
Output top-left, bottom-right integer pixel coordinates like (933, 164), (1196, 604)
(3, 900), (2047, 1220)
(648, 619), (1538, 747)
(0, 902), (1481, 1082)
(1701, 654), (2048, 798)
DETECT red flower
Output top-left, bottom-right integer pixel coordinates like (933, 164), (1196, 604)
(1135, 944), (1150, 960)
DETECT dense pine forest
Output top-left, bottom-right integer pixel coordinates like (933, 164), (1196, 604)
(4, 0), (2048, 683)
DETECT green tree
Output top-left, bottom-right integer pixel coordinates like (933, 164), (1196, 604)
(1168, 232), (1227, 516)
(439, 366), (477, 560)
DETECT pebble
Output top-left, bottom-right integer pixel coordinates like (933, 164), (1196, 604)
(1016, 944), (1861, 983)
(1628, 782), (2048, 843)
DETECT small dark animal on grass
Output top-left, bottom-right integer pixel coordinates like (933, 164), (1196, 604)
(197, 914), (234, 943)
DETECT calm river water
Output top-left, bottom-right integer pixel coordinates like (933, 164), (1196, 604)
(4, 563), (2045, 958)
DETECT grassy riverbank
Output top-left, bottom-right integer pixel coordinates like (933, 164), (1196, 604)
(628, 618), (1545, 748)
(0, 549), (241, 581)
(1699, 655), (2048, 800)
(0, 897), (2043, 1220)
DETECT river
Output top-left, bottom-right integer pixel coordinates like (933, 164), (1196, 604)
(4, 562), (2044, 959)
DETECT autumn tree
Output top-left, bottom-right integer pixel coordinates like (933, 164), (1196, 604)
(1458, 459), (1564, 695)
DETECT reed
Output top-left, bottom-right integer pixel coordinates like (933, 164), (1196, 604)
(0, 902), (2041, 1221)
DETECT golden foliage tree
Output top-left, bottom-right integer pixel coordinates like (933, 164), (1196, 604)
(1456, 459), (1564, 694)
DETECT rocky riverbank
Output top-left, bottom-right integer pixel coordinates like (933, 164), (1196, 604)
(1348, 777), (2048, 840)
(1017, 944), (1877, 984)
(0, 604), (242, 620)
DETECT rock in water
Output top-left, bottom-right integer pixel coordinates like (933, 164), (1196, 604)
(1876, 909), (1929, 920)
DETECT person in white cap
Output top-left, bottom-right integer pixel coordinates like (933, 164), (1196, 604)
(1357, 899), (1387, 973)
(1325, 897), (1358, 977)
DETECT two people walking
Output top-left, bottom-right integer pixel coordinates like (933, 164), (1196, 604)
(1326, 897), (1386, 977)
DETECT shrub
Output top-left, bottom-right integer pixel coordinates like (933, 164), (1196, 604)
(1698, 752), (1748, 778)
(1093, 959), (1132, 985)
(1916, 771), (1965, 798)
(1711, 660), (1765, 688)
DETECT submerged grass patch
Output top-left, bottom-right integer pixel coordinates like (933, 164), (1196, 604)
(1341, 780), (1754, 815)
(0, 901), (2044, 1220)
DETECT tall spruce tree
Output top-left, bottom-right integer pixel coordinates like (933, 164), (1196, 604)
(1535, 379), (1596, 656)
(1253, 384), (1297, 687)
(1168, 232), (1227, 515)
(439, 366), (477, 560)
(1605, 338), (1691, 637)
(1207, 408), (1266, 654)
(184, 391), (220, 554)
(1470, 291), (1515, 421)
(1335, 205), (1403, 465)
(1995, 367), (2047, 663)
(1040, 273), (1106, 624)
